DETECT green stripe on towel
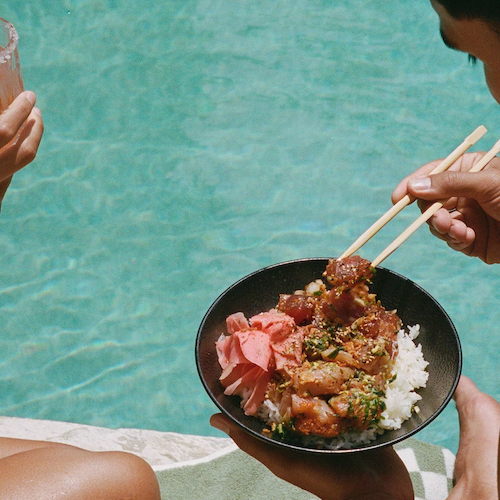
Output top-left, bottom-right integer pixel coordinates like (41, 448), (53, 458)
(155, 438), (454, 500)
(156, 445), (317, 499)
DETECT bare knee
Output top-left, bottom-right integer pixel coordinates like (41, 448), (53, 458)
(82, 451), (160, 500)
(94, 451), (161, 500)
(0, 445), (160, 500)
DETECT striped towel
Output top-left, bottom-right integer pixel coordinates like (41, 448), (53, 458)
(154, 437), (454, 499)
(395, 439), (455, 500)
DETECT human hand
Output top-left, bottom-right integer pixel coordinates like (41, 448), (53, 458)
(0, 90), (44, 210)
(211, 376), (500, 500)
(391, 152), (500, 263)
(448, 376), (500, 500)
(210, 414), (414, 500)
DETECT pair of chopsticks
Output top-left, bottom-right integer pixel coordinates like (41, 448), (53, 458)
(339, 125), (500, 267)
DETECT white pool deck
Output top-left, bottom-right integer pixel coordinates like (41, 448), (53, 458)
(0, 416), (235, 471)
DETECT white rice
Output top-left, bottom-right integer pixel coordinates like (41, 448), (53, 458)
(258, 324), (428, 449)
(379, 324), (429, 430)
(258, 399), (281, 423)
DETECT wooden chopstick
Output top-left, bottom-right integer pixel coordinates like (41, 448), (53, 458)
(371, 137), (500, 267)
(339, 125), (488, 259)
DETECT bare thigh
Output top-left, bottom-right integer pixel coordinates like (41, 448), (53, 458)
(0, 437), (160, 500)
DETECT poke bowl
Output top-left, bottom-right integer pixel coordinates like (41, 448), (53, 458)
(196, 257), (462, 454)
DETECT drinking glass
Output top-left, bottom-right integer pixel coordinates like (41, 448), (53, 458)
(0, 18), (24, 202)
(0, 17), (23, 112)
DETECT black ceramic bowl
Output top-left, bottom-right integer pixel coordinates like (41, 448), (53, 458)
(196, 258), (462, 453)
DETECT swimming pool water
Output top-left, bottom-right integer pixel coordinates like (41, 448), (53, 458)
(1, 0), (500, 454)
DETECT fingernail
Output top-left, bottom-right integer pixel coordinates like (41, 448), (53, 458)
(408, 176), (432, 191)
(33, 107), (42, 117)
(25, 91), (36, 105)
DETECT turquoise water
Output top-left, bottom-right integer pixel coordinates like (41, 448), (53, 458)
(1, 0), (500, 454)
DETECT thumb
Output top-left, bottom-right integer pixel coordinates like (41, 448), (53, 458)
(407, 168), (500, 203)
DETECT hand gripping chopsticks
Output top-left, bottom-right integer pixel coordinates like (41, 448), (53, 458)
(339, 125), (488, 260)
(371, 136), (500, 267)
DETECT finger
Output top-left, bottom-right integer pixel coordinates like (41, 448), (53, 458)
(15, 108), (43, 167)
(0, 107), (43, 182)
(392, 151), (487, 204)
(407, 163), (500, 204)
(416, 198), (460, 215)
(427, 213), (475, 254)
(210, 413), (308, 487)
(428, 208), (454, 235)
(210, 413), (231, 435)
(0, 91), (37, 149)
(446, 220), (475, 248)
(0, 176), (12, 213)
(428, 210), (468, 237)
(210, 413), (283, 467)
(391, 160), (443, 204)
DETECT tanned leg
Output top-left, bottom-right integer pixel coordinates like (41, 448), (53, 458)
(0, 437), (160, 500)
(448, 376), (500, 500)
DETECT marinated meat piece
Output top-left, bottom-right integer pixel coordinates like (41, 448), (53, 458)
(303, 327), (334, 360)
(328, 390), (386, 430)
(352, 309), (400, 358)
(278, 294), (314, 325)
(353, 309), (401, 339)
(291, 361), (355, 397)
(291, 394), (344, 437)
(320, 288), (374, 325)
(324, 256), (374, 293)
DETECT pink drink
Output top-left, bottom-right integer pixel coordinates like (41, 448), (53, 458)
(0, 18), (23, 112)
